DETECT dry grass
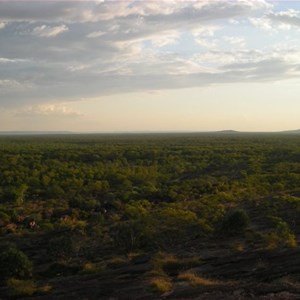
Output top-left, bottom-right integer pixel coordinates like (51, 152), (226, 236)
(151, 252), (200, 276)
(82, 262), (98, 273)
(38, 284), (52, 294)
(231, 241), (245, 252)
(126, 252), (144, 260)
(106, 256), (128, 268)
(264, 231), (297, 250)
(278, 276), (298, 285)
(149, 276), (172, 294)
(6, 278), (52, 296)
(178, 271), (219, 287)
(149, 252), (178, 277)
(152, 252), (177, 268)
(7, 278), (37, 297)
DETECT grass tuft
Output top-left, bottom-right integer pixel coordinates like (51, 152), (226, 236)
(149, 277), (172, 294)
(106, 256), (128, 269)
(151, 252), (201, 276)
(178, 271), (218, 286)
(82, 262), (98, 273)
(7, 278), (37, 297)
(37, 284), (52, 294)
(6, 278), (52, 296)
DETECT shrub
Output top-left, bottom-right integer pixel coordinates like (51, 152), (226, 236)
(113, 219), (153, 251)
(48, 230), (88, 261)
(0, 211), (10, 226)
(264, 218), (297, 249)
(0, 245), (32, 284)
(154, 207), (212, 247)
(48, 234), (78, 261)
(221, 209), (250, 236)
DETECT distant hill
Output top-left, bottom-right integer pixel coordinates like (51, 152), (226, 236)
(0, 129), (300, 135)
(216, 130), (239, 134)
(280, 129), (300, 134)
(208, 129), (300, 135)
(0, 131), (73, 135)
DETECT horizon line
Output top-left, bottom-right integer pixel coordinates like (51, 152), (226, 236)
(0, 129), (300, 135)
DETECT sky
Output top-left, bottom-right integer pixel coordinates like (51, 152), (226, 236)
(1, 0), (300, 132)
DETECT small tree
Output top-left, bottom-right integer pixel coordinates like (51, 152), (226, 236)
(14, 184), (28, 206)
(221, 209), (250, 236)
(0, 245), (32, 284)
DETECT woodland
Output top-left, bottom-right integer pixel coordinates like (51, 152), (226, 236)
(0, 133), (299, 299)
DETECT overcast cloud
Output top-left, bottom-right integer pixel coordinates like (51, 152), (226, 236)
(1, 0), (300, 129)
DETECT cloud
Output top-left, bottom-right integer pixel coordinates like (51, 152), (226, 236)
(1, 0), (296, 110)
(0, 2), (83, 22)
(192, 26), (220, 37)
(223, 36), (246, 48)
(229, 18), (240, 25)
(249, 17), (272, 31)
(2, 48), (299, 109)
(0, 22), (5, 29)
(195, 38), (218, 49)
(268, 9), (300, 27)
(0, 79), (22, 88)
(192, 26), (220, 49)
(32, 24), (68, 37)
(67, 64), (90, 72)
(250, 9), (300, 31)
(0, 0), (271, 23)
(0, 57), (27, 63)
(17, 104), (83, 117)
(150, 30), (180, 48)
(86, 30), (105, 38)
(193, 50), (263, 65)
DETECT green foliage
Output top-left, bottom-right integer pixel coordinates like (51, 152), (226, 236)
(0, 210), (10, 226)
(155, 206), (211, 247)
(69, 196), (99, 211)
(14, 184), (28, 206)
(264, 217), (297, 249)
(221, 209), (250, 236)
(113, 219), (153, 251)
(0, 134), (300, 297)
(48, 233), (83, 261)
(0, 244), (32, 284)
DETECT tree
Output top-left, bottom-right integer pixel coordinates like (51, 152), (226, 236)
(221, 209), (250, 236)
(0, 244), (32, 284)
(14, 184), (28, 206)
